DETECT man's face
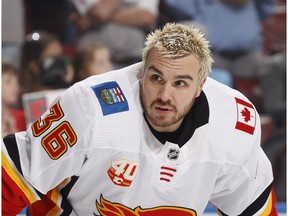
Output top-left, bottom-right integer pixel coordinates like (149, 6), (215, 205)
(140, 49), (205, 132)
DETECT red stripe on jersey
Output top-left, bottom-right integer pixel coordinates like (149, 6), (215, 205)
(160, 177), (171, 182)
(161, 166), (177, 172)
(160, 172), (174, 177)
(2, 167), (30, 215)
(26, 196), (60, 216)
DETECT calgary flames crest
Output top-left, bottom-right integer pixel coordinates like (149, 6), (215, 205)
(94, 195), (197, 216)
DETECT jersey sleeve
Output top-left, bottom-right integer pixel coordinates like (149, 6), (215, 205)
(210, 130), (277, 215)
(202, 78), (277, 215)
(2, 82), (97, 214)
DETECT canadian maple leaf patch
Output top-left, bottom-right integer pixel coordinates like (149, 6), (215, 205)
(235, 98), (256, 135)
(241, 107), (252, 122)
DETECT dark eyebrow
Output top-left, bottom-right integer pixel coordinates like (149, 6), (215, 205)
(176, 74), (193, 81)
(148, 65), (163, 75)
(148, 65), (194, 81)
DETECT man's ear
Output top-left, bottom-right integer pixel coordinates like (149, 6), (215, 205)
(196, 78), (206, 98)
(137, 67), (144, 81)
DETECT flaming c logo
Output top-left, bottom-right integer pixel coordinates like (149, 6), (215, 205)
(95, 195), (197, 216)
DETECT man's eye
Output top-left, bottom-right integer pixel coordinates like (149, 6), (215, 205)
(175, 80), (187, 87)
(151, 74), (162, 82)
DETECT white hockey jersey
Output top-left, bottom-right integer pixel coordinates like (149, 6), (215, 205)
(2, 62), (276, 215)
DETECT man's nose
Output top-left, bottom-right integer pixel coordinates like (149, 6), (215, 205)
(158, 84), (172, 102)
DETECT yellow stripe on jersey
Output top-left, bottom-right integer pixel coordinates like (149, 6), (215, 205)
(2, 152), (38, 204)
(50, 178), (69, 203)
(46, 205), (62, 216)
(48, 178), (71, 215)
(49, 189), (62, 214)
(51, 187), (60, 203)
(260, 192), (272, 216)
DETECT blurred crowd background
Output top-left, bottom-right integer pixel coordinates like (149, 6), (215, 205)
(2, 0), (286, 205)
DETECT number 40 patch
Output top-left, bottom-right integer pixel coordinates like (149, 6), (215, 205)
(107, 158), (139, 187)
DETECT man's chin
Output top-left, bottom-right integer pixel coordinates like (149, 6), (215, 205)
(150, 117), (174, 128)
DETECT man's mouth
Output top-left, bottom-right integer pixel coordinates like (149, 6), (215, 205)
(155, 106), (172, 113)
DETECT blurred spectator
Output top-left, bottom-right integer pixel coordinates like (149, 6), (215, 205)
(2, 0), (25, 68)
(19, 31), (75, 127)
(70, 0), (159, 63)
(260, 52), (286, 127)
(73, 43), (113, 82)
(39, 55), (75, 88)
(261, 52), (286, 201)
(2, 61), (26, 137)
(19, 31), (74, 95)
(262, 2), (286, 55)
(160, 0), (275, 79)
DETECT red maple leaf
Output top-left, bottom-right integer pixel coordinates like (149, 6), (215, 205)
(241, 107), (251, 122)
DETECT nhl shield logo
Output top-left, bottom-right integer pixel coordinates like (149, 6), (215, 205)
(167, 148), (180, 160)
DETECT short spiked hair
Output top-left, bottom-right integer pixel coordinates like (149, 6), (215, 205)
(142, 23), (213, 83)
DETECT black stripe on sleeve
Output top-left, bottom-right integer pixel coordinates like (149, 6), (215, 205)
(218, 182), (273, 216)
(3, 134), (23, 175)
(60, 176), (80, 216)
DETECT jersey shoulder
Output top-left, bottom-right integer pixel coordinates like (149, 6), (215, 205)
(64, 62), (142, 115)
(201, 78), (261, 164)
(66, 62), (143, 150)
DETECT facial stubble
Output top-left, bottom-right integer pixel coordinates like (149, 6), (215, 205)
(139, 81), (197, 130)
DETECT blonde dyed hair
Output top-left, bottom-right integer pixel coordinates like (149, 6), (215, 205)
(142, 23), (213, 83)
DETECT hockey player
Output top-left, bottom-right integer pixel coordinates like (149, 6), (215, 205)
(2, 23), (277, 215)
